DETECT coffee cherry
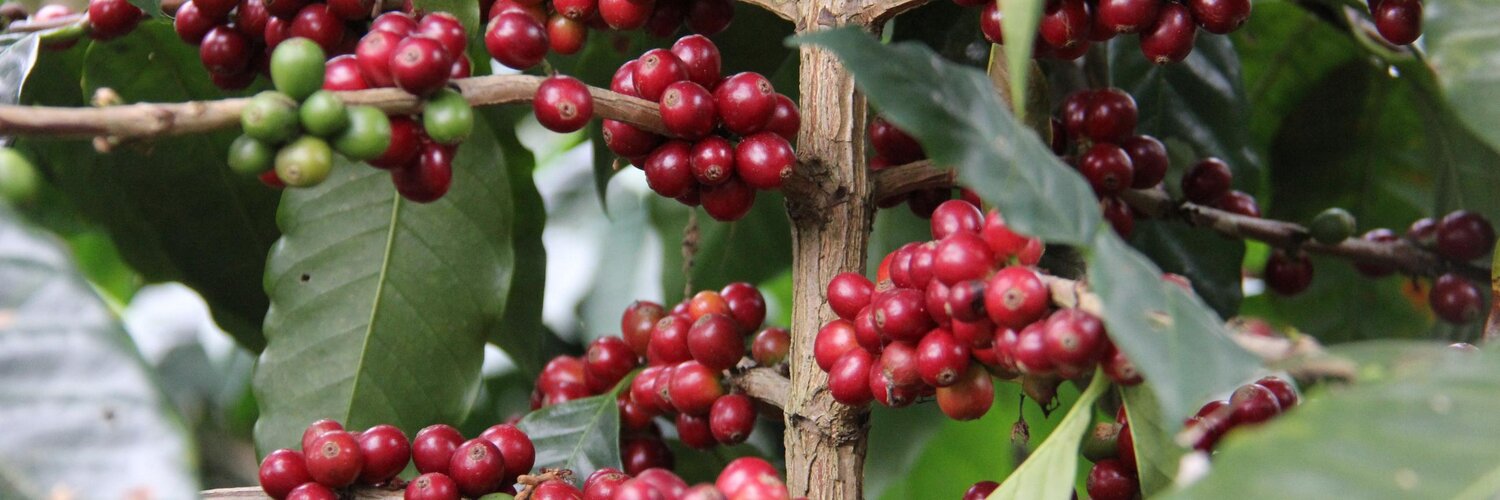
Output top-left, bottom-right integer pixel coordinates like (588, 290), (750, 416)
(355, 31), (402, 88)
(603, 119), (662, 159)
(300, 419), (344, 454)
(322, 55), (368, 91)
(1097, 0), (1160, 33)
(1229, 383), (1282, 426)
(1431, 273), (1483, 324)
(814, 319), (860, 372)
(1011, 322), (1053, 375)
(674, 412), (716, 449)
(275, 136), (334, 188)
(406, 473), (460, 500)
(649, 315), (694, 365)
(1121, 135), (1168, 188)
(449, 439), (506, 498)
(200, 26), (251, 75)
(721, 282), (766, 332)
(868, 358), (922, 408)
(669, 361), (725, 415)
(1103, 343), (1142, 385)
(644, 0), (687, 38)
(688, 313), (744, 370)
(306, 430), (363, 487)
(1374, 0), (1421, 45)
(1353, 228), (1399, 277)
(228, 135), (275, 175)
(869, 116), (925, 164)
(1039, 0), (1088, 49)
(299, 91), (348, 137)
(612, 478), (667, 500)
(936, 363), (994, 420)
(641, 140), (693, 198)
(637, 469), (689, 500)
(393, 142), (455, 203)
(829, 350), (875, 406)
(326, 0), (372, 19)
(285, 483), (338, 500)
(259, 449), (313, 500)
(584, 469), (630, 500)
(419, 12), (468, 57)
(660, 81), (718, 139)
(1140, 2), (1196, 64)
(330, 106), (391, 161)
(1085, 89), (1138, 144)
(671, 35), (722, 89)
(598, 0), (652, 29)
(263, 0), (307, 20)
(356, 424), (411, 485)
(827, 272), (875, 321)
(628, 365), (664, 411)
(175, 2), (215, 43)
(1181, 157), (1233, 204)
(715, 72), (777, 135)
(979, 0), (1004, 43)
(689, 136), (735, 186)
(368, 116), (422, 169)
(548, 0), (592, 20)
(1189, 0), (1250, 34)
(915, 328), (970, 387)
(622, 301), (666, 357)
(1080, 143), (1135, 196)
(852, 304), (884, 353)
(88, 0), (144, 40)
(1214, 190), (1260, 218)
(193, 0), (236, 21)
(979, 210), (1030, 261)
(934, 233), (995, 285)
(1253, 376), (1298, 409)
(241, 91), (299, 145)
(585, 336), (638, 392)
(1042, 308), (1105, 369)
(483, 12), (547, 71)
(709, 393), (756, 444)
(621, 437), (675, 475)
(1059, 90), (1095, 139)
(736, 132), (796, 190)
(686, 0), (733, 35)
(391, 36), (453, 96)
(716, 457), (780, 499)
(877, 340), (922, 388)
(1101, 196), (1135, 238)
(1087, 459), (1139, 500)
(369, 11), (417, 35)
(1264, 249), (1313, 296)
(547, 15), (588, 55)
(874, 288), (934, 343)
(1309, 207), (1357, 244)
(423, 89), (474, 144)
(963, 481), (999, 500)
(751, 327), (790, 366)
(539, 356), (586, 395)
(930, 200), (983, 240)
(1436, 210), (1495, 262)
(633, 49), (689, 102)
(263, 16), (293, 48)
(290, 5), (343, 53)
(761, 94), (802, 143)
(984, 266), (1048, 329)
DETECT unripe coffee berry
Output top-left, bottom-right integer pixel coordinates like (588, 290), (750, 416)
(1309, 207), (1357, 244)
(299, 90), (348, 137)
(423, 89), (474, 145)
(242, 91), (300, 144)
(275, 136), (334, 188)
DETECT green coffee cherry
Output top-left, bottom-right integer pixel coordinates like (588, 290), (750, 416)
(1081, 422), (1123, 463)
(227, 135), (275, 175)
(335, 106), (393, 161)
(270, 38), (326, 101)
(1309, 207), (1356, 244)
(299, 91), (348, 137)
(275, 136), (334, 187)
(0, 148), (39, 204)
(423, 89), (473, 145)
(241, 91), (300, 144)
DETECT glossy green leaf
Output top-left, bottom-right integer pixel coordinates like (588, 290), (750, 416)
(253, 117), (523, 452)
(0, 35), (37, 107)
(0, 205), (197, 499)
(480, 107), (550, 376)
(1120, 384), (1183, 496)
(1425, 0), (1500, 154)
(18, 22), (279, 352)
(1167, 342), (1500, 499)
(999, 0), (1043, 119)
(791, 28), (1100, 246)
(989, 371), (1108, 500)
(650, 193), (792, 304)
(517, 383), (626, 480)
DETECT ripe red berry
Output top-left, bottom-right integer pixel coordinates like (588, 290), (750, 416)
(660, 81), (718, 139)
(195, 0), (236, 20)
(1353, 228), (1399, 277)
(285, 483), (338, 500)
(936, 363), (994, 420)
(1181, 157), (1233, 204)
(1214, 190), (1260, 218)
(486, 12), (547, 70)
(621, 438), (675, 475)
(644, 140), (695, 198)
(1039, 0), (1088, 49)
(88, 0), (144, 40)
(686, 0), (733, 35)
(353, 31), (401, 88)
(623, 300), (667, 357)
(963, 481), (1000, 500)
(637, 469), (689, 499)
(675, 412), (717, 449)
(603, 119), (663, 159)
(981, 210), (1032, 261)
(721, 282), (766, 332)
(199, 26), (251, 75)
(868, 358), (922, 408)
(598, 0), (652, 29)
(715, 72), (777, 135)
(263, 16), (293, 48)
(1373, 0), (1422, 45)
(736, 132), (796, 190)
(305, 430), (363, 487)
(390, 36), (452, 96)
(585, 336), (639, 392)
(649, 315), (694, 365)
(869, 116), (924, 164)
(716, 457), (780, 498)
(534, 75), (595, 133)
(763, 94), (801, 143)
(643, 0), (687, 37)
(302, 419), (344, 453)
(1264, 249), (1313, 296)
(933, 232), (995, 284)
(633, 49), (689, 102)
(690, 136), (735, 186)
(174, 1), (215, 43)
(1060, 90), (1095, 139)
(1253, 376), (1298, 409)
(984, 266), (1049, 329)
(1042, 308), (1106, 369)
(412, 424), (465, 474)
(829, 350), (875, 406)
(671, 35), (722, 89)
(327, 0), (372, 19)
(1229, 383), (1282, 426)
(709, 393), (756, 444)
(1190, 0), (1250, 34)
(1097, 0), (1160, 33)
(418, 12), (467, 59)
(979, 0), (1004, 44)
(393, 142), (455, 203)
(547, 15), (588, 55)
(371, 12), (419, 35)
(1101, 196), (1135, 238)
(290, 5), (343, 52)
(751, 327), (790, 366)
(930, 200), (983, 240)
(406, 472), (461, 500)
(814, 319), (861, 372)
(877, 340), (923, 388)
(1102, 343), (1142, 385)
(323, 55), (368, 91)
(1140, 3), (1197, 64)
(916, 328), (970, 387)
(584, 468), (630, 500)
(670, 361), (726, 415)
(533, 480), (586, 500)
(1430, 273), (1483, 324)
(263, 0), (307, 19)
(853, 304), (884, 353)
(874, 288), (933, 343)
(539, 356), (587, 394)
(367, 116), (422, 169)
(357, 424), (411, 485)
(1087, 459), (1139, 500)
(827, 272), (875, 321)
(1084, 89), (1138, 144)
(1079, 143), (1136, 196)
(259, 449), (313, 500)
(1011, 322), (1053, 375)
(553, 0), (595, 20)
(1436, 210), (1495, 262)
(449, 439), (506, 498)
(688, 313), (745, 370)
(690, 291), (732, 321)
(612, 478), (667, 500)
(1123, 135), (1169, 189)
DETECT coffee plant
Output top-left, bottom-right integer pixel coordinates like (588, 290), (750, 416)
(0, 0), (1498, 497)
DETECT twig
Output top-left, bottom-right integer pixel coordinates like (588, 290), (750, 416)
(3, 13), (85, 33)
(682, 209), (699, 300)
(855, 0), (934, 24)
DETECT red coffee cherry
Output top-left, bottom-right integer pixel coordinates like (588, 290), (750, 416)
(675, 412), (717, 449)
(1374, 0), (1421, 45)
(621, 437), (675, 475)
(649, 315), (694, 365)
(814, 319), (861, 372)
(869, 116), (925, 164)
(418, 12), (468, 59)
(644, 140), (695, 198)
(259, 449), (313, 500)
(263, 0), (308, 19)
(301, 419), (344, 453)
(1097, 0), (1160, 33)
(709, 393), (756, 444)
(327, 0), (372, 19)
(174, 1), (216, 43)
(486, 12), (547, 70)
(390, 36), (452, 96)
(690, 291), (732, 321)
(868, 356), (923, 408)
(1214, 190), (1260, 218)
(763, 94), (801, 143)
(963, 481), (1000, 500)
(1084, 88), (1138, 144)
(584, 468), (630, 500)
(979, 0), (1003, 44)
(715, 72), (776, 135)
(981, 209), (1031, 260)
(357, 424), (411, 485)
(533, 480), (586, 500)
(412, 424), (465, 474)
(628, 366), (664, 411)
(1189, 0), (1251, 34)
(490, 0), (548, 23)
(1011, 322), (1053, 375)
(199, 26), (251, 75)
(936, 363), (994, 420)
(263, 16), (293, 48)
(1042, 308), (1105, 369)
(930, 199), (984, 240)
(643, 0), (687, 38)
(1038, 0), (1088, 48)
(721, 282), (766, 332)
(984, 266), (1049, 329)
(393, 142), (456, 203)
(603, 119), (662, 159)
(449, 54), (472, 79)
(874, 288), (934, 343)
(1352, 228), (1399, 277)
(1086, 459), (1139, 500)
(669, 361), (725, 415)
(671, 34), (722, 89)
(924, 280), (951, 327)
(612, 478), (667, 500)
(827, 272), (875, 320)
(1102, 343), (1142, 385)
(371, 12), (419, 35)
(449, 439), (506, 498)
(688, 313), (745, 371)
(534, 75), (595, 133)
(686, 0), (733, 35)
(690, 136), (735, 186)
(323, 55), (368, 90)
(1253, 376), (1299, 409)
(1101, 196), (1135, 238)
(829, 350), (875, 406)
(916, 328), (970, 387)
(306, 430), (363, 488)
(1059, 90), (1095, 139)
(539, 356), (586, 394)
(406, 473), (461, 500)
(943, 279), (985, 324)
(195, 0), (237, 20)
(547, 15), (588, 55)
(285, 483), (338, 500)
(877, 340), (922, 388)
(637, 469), (689, 499)
(585, 336), (639, 393)
(934, 232), (996, 284)
(598, 0), (651, 29)
(553, 0), (595, 20)
(1120, 135), (1168, 188)
(716, 457), (780, 498)
(853, 304), (884, 353)
(368, 116), (422, 169)
(1140, 2), (1197, 64)
(1436, 210), (1495, 262)
(1181, 157), (1233, 204)
(1229, 383), (1282, 426)
(735, 132), (796, 190)
(633, 49), (689, 102)
(290, 5), (344, 52)
(1430, 273), (1483, 324)
(88, 0), (144, 40)
(1264, 249), (1313, 296)
(354, 31), (401, 88)
(622, 300), (667, 357)
(660, 81), (718, 139)
(751, 327), (790, 366)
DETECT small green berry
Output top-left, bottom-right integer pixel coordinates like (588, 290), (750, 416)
(0, 148), (40, 203)
(270, 38), (326, 101)
(1309, 207), (1356, 245)
(423, 89), (473, 145)
(275, 136), (334, 187)
(334, 106), (393, 161)
(242, 91), (300, 144)
(299, 91), (348, 137)
(227, 135), (274, 175)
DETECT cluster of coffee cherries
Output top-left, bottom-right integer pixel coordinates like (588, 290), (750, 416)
(581, 457), (795, 500)
(257, 418), (536, 500)
(815, 199), (1145, 420)
(969, 0), (1251, 64)
(865, 115), (984, 218)
(3, 1), (142, 49)
(489, 0), (735, 58)
(602, 35), (801, 222)
(1368, 0), (1421, 45)
(534, 284), (782, 473)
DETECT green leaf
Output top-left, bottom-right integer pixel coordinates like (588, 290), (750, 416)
(0, 35), (37, 107)
(1425, 0), (1500, 154)
(790, 28), (1100, 246)
(18, 21), (280, 352)
(0, 205), (197, 499)
(999, 0), (1044, 119)
(650, 193), (792, 305)
(479, 107), (550, 376)
(988, 371), (1108, 500)
(253, 117), (522, 452)
(1128, 220), (1243, 318)
(517, 384), (626, 480)
(1167, 341), (1500, 499)
(1120, 384), (1184, 496)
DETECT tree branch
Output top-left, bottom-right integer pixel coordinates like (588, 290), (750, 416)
(873, 161), (1491, 282)
(854, 0), (934, 24)
(0, 74), (668, 141)
(730, 366), (791, 410)
(737, 0), (800, 22)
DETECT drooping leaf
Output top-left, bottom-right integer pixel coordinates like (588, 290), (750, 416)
(989, 371), (1108, 500)
(517, 382), (626, 480)
(18, 21), (279, 352)
(1167, 341), (1500, 499)
(0, 205), (197, 499)
(1425, 0), (1500, 154)
(1121, 384), (1184, 496)
(253, 117), (522, 452)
